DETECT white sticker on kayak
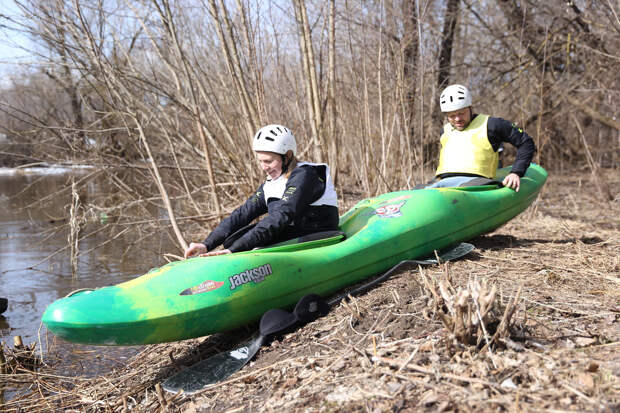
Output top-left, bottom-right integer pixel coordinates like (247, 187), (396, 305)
(367, 201), (406, 218)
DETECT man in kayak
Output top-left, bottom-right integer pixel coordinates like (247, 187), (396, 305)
(184, 124), (339, 258)
(427, 84), (536, 191)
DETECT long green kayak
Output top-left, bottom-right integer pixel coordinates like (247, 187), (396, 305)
(42, 164), (547, 345)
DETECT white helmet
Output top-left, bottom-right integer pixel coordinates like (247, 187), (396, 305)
(252, 124), (297, 156)
(439, 84), (472, 112)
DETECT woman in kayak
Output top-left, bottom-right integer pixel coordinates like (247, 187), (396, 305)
(427, 84), (536, 191)
(184, 124), (339, 258)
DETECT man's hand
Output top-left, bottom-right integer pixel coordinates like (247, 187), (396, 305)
(184, 242), (207, 259)
(502, 172), (521, 192)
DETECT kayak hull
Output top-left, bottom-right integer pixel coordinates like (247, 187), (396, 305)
(42, 164), (547, 345)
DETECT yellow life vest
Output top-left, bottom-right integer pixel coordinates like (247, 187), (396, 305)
(435, 114), (498, 179)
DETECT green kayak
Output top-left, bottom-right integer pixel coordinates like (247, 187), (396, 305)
(42, 164), (547, 345)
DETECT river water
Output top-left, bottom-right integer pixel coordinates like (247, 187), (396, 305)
(0, 165), (175, 376)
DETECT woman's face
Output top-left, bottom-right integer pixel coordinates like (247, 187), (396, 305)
(256, 151), (283, 179)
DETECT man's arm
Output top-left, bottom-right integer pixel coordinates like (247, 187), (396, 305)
(487, 117), (536, 177)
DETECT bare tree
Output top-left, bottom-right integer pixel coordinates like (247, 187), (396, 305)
(437, 0), (459, 91)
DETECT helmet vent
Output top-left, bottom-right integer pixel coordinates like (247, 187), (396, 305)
(265, 136), (275, 141)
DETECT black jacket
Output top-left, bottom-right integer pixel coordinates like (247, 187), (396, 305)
(203, 164), (339, 252)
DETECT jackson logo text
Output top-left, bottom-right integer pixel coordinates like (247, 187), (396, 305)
(229, 263), (273, 290)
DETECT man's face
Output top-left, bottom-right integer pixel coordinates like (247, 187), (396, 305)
(445, 107), (472, 131)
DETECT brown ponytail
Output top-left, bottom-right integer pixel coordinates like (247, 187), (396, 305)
(283, 152), (298, 179)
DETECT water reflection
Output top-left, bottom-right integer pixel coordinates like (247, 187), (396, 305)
(0, 165), (175, 377)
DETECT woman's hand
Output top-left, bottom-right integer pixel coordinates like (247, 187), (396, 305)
(184, 242), (207, 259)
(502, 172), (521, 192)
(200, 249), (232, 257)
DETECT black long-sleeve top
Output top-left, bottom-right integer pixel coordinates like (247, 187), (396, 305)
(203, 164), (339, 253)
(486, 115), (536, 177)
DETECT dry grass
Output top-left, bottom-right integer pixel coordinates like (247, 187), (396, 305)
(1, 168), (618, 412)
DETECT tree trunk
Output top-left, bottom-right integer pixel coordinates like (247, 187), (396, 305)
(158, 0), (222, 217)
(134, 118), (188, 251)
(293, 0), (325, 161)
(437, 0), (460, 90)
(207, 0), (259, 137)
(327, 0), (338, 184)
(402, 0), (419, 159)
